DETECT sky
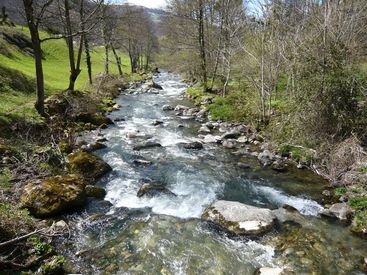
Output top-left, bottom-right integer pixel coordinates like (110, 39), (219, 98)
(119, 0), (167, 9)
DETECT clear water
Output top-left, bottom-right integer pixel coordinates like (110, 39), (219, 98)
(63, 72), (367, 275)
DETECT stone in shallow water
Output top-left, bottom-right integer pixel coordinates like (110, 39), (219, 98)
(133, 141), (162, 151)
(137, 183), (176, 198)
(321, 203), (353, 223)
(183, 142), (203, 150)
(202, 200), (276, 235)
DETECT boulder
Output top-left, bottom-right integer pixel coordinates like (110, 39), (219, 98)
(152, 120), (164, 126)
(222, 140), (236, 149)
(147, 80), (163, 90)
(271, 160), (288, 172)
(237, 136), (248, 143)
(133, 140), (162, 151)
(321, 203), (353, 223)
(67, 151), (112, 181)
(202, 200), (276, 235)
(162, 105), (174, 111)
(114, 118), (125, 122)
(21, 175), (86, 217)
(221, 130), (241, 140)
(203, 134), (222, 144)
(183, 141), (203, 150)
(137, 183), (176, 198)
(199, 125), (211, 134)
(174, 105), (190, 112)
(258, 150), (275, 166)
(75, 112), (113, 126)
(85, 185), (106, 199)
(133, 159), (152, 166)
(237, 162), (251, 169)
(196, 109), (207, 119)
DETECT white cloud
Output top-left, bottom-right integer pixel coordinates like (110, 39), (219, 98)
(126, 0), (166, 9)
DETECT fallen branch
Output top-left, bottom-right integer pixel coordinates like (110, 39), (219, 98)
(0, 229), (44, 249)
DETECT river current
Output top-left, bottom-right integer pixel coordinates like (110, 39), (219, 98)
(63, 72), (367, 274)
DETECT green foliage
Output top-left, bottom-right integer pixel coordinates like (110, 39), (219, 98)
(334, 187), (347, 196)
(187, 84), (206, 104)
(278, 144), (314, 163)
(28, 235), (52, 256)
(208, 90), (253, 122)
(349, 197), (367, 210)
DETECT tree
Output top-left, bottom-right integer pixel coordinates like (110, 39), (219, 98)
(22, 0), (54, 116)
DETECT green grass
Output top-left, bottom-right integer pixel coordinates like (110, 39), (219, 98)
(349, 197), (367, 210)
(0, 26), (131, 122)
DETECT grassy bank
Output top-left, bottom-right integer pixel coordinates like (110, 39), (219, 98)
(0, 25), (131, 124)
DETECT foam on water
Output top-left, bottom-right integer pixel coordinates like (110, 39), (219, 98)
(254, 185), (324, 216)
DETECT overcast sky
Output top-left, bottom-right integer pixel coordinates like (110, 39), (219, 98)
(124, 0), (167, 9)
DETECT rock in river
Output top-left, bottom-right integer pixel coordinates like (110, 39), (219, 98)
(137, 183), (176, 198)
(21, 175), (86, 217)
(182, 141), (203, 150)
(202, 200), (276, 235)
(321, 203), (353, 223)
(133, 140), (162, 151)
(67, 151), (112, 181)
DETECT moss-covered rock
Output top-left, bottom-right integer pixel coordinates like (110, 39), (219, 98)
(86, 185), (106, 199)
(21, 175), (86, 217)
(67, 151), (112, 181)
(75, 112), (113, 126)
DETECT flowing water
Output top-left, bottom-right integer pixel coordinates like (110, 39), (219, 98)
(63, 72), (367, 274)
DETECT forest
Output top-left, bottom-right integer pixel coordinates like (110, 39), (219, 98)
(0, 0), (366, 274)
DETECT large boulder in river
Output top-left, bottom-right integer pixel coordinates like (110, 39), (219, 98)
(146, 80), (163, 90)
(75, 112), (113, 126)
(321, 203), (353, 223)
(202, 200), (276, 235)
(21, 175), (86, 217)
(137, 183), (176, 198)
(67, 151), (112, 181)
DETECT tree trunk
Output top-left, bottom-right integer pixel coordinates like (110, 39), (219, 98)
(111, 43), (123, 76)
(22, 0), (45, 116)
(198, 0), (207, 91)
(84, 34), (92, 84)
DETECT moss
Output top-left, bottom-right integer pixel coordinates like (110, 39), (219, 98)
(75, 112), (113, 126)
(349, 197), (367, 210)
(21, 175), (87, 217)
(67, 151), (112, 181)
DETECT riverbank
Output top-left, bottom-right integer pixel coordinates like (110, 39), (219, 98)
(0, 72), (152, 273)
(184, 83), (367, 239)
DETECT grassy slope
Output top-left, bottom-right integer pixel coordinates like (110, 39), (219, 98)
(0, 26), (130, 122)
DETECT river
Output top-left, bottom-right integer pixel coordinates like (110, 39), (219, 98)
(62, 72), (367, 274)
